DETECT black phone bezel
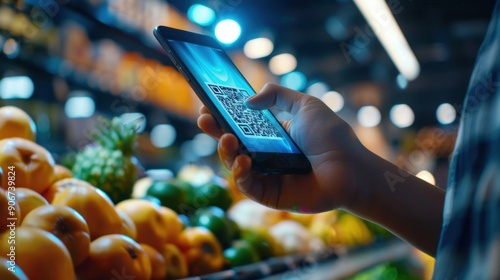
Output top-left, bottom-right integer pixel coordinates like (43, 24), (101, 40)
(153, 25), (311, 175)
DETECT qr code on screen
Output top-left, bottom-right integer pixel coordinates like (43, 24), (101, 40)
(207, 83), (282, 138)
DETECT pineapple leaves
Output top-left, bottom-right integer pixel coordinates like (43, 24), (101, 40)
(73, 116), (141, 203)
(88, 116), (140, 157)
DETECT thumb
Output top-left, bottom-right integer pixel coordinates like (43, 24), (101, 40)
(244, 83), (307, 115)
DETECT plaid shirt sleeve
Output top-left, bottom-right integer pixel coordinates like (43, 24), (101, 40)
(433, 1), (500, 279)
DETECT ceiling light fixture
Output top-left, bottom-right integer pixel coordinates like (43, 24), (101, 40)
(353, 0), (420, 81)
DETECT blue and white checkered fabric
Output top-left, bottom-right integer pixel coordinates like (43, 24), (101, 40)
(433, 1), (500, 279)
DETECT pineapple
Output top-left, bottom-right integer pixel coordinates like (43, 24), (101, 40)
(72, 117), (141, 203)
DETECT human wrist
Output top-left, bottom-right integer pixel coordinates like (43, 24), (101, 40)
(339, 144), (385, 217)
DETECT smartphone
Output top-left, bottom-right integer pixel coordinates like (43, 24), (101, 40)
(153, 26), (311, 175)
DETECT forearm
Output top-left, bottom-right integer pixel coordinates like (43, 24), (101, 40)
(346, 148), (445, 256)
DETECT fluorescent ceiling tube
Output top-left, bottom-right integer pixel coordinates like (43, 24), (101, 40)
(353, 0), (420, 81)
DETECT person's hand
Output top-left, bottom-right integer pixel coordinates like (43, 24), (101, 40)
(197, 83), (367, 213)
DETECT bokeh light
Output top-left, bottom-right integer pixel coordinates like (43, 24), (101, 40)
(390, 104), (415, 128)
(192, 133), (218, 157)
(416, 170), (436, 185)
(436, 103), (456, 125)
(150, 124), (176, 148)
(269, 53), (297, 75)
(187, 4), (216, 26)
(243, 37), (274, 59)
(0, 76), (34, 99)
(325, 16), (348, 41)
(306, 82), (329, 98)
(280, 71), (307, 91)
(3, 38), (19, 59)
(214, 19), (241, 44)
(357, 106), (381, 128)
(120, 112), (146, 133)
(396, 74), (408, 89)
(64, 95), (95, 118)
(321, 91), (344, 112)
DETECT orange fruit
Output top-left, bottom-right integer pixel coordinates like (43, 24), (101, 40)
(0, 188), (20, 233)
(42, 178), (83, 203)
(41, 184), (57, 203)
(15, 187), (49, 222)
(21, 205), (91, 267)
(75, 234), (151, 280)
(159, 243), (189, 279)
(0, 227), (74, 280)
(0, 138), (55, 193)
(0, 257), (28, 280)
(0, 106), (36, 141)
(141, 244), (168, 280)
(53, 164), (73, 182)
(159, 206), (183, 243)
(116, 208), (138, 240)
(115, 199), (170, 248)
(176, 227), (224, 276)
(52, 180), (122, 240)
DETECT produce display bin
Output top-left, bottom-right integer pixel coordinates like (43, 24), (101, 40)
(178, 240), (414, 280)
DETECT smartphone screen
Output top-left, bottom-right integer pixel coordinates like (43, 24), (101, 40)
(167, 40), (302, 155)
(154, 26), (311, 174)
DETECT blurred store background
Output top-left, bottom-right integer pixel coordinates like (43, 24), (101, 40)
(1, 0), (497, 279)
(1, 0), (496, 181)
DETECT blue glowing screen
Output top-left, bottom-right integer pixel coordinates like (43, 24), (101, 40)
(169, 40), (301, 153)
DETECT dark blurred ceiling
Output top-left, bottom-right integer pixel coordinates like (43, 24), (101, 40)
(167, 0), (497, 128)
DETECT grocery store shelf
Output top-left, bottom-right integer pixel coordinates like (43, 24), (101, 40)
(61, 2), (170, 63)
(275, 240), (413, 280)
(179, 239), (413, 280)
(0, 51), (128, 108)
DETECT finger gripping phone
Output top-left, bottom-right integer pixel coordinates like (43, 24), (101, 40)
(153, 26), (311, 175)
